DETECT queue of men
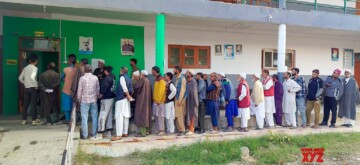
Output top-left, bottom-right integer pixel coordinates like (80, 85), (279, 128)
(18, 53), (359, 141)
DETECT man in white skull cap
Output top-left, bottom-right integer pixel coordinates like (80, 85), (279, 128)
(250, 73), (265, 130)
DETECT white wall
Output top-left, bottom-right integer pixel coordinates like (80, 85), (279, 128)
(144, 26), (360, 76)
(1, 10), (359, 76)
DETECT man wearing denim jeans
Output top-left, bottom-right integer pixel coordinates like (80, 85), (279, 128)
(77, 64), (100, 140)
(291, 68), (306, 128)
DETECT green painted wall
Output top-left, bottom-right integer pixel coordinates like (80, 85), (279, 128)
(2, 16), (144, 115)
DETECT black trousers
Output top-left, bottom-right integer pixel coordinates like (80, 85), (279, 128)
(322, 96), (337, 124)
(198, 101), (206, 130)
(22, 88), (38, 121)
(41, 91), (59, 123)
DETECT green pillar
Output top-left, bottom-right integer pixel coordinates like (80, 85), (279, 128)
(156, 13), (166, 74)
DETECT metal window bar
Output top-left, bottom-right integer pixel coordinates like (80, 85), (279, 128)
(61, 102), (77, 165)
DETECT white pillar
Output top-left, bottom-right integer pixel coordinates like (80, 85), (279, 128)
(277, 24), (286, 81)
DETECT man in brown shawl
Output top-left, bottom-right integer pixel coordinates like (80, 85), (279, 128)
(338, 69), (360, 128)
(134, 70), (152, 137)
(185, 69), (199, 136)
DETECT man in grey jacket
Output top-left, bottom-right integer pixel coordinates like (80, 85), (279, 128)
(319, 69), (344, 128)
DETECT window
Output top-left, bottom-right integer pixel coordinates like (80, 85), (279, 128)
(168, 45), (211, 69)
(262, 49), (295, 70)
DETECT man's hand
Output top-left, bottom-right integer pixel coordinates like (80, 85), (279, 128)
(177, 101), (182, 106)
(127, 95), (134, 101)
(225, 101), (228, 105)
(214, 81), (220, 87)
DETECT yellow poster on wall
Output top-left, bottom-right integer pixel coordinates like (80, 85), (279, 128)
(6, 59), (17, 65)
(34, 31), (44, 37)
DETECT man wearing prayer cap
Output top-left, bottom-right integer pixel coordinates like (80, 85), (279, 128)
(141, 70), (148, 76)
(282, 71), (301, 129)
(338, 69), (359, 128)
(320, 69), (344, 128)
(250, 73), (265, 130)
(237, 73), (251, 132)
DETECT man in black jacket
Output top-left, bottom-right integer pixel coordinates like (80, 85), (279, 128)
(93, 66), (116, 139)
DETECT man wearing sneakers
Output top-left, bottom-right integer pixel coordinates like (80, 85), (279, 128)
(18, 54), (43, 126)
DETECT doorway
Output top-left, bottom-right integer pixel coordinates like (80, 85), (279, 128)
(354, 53), (360, 88)
(18, 37), (61, 116)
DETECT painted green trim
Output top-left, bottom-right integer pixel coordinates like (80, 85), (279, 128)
(155, 14), (166, 75)
(344, 0), (347, 14)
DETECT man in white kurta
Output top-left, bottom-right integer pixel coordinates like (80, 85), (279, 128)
(262, 69), (275, 128)
(164, 72), (177, 134)
(237, 73), (251, 132)
(282, 72), (301, 129)
(250, 73), (266, 130)
(111, 67), (134, 141)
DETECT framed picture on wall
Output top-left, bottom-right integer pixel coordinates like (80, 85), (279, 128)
(235, 44), (242, 55)
(224, 44), (234, 60)
(331, 48), (339, 61)
(121, 38), (135, 55)
(215, 45), (222, 56)
(343, 49), (354, 69)
(79, 36), (93, 55)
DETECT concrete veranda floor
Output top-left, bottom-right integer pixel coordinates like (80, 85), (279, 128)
(0, 117), (69, 165)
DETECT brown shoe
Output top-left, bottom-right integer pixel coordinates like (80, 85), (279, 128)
(122, 134), (128, 137)
(111, 136), (122, 141)
(311, 125), (319, 129)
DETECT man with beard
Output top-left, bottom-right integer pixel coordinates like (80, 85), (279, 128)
(338, 69), (359, 128)
(291, 67), (307, 128)
(305, 69), (323, 128)
(237, 73), (251, 132)
(134, 70), (152, 137)
(173, 66), (188, 136)
(282, 71), (301, 129)
(320, 69), (343, 128)
(185, 70), (199, 136)
(219, 73), (238, 132)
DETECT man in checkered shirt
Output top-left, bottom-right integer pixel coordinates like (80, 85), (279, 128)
(77, 64), (100, 140)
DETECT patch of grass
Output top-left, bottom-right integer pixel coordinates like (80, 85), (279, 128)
(75, 146), (112, 165)
(129, 132), (360, 165)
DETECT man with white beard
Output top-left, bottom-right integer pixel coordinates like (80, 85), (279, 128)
(250, 73), (265, 130)
(282, 71), (301, 129)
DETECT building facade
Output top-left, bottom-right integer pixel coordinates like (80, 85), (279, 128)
(1, 0), (360, 115)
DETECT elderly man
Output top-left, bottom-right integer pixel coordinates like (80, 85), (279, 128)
(133, 70), (152, 137)
(152, 66), (167, 136)
(291, 67), (307, 128)
(261, 69), (275, 128)
(283, 71), (301, 129)
(338, 69), (359, 128)
(173, 65), (188, 136)
(251, 73), (265, 130)
(111, 67), (134, 141)
(306, 69), (323, 128)
(206, 72), (221, 134)
(219, 73), (238, 132)
(272, 74), (284, 126)
(77, 64), (100, 140)
(237, 73), (251, 132)
(320, 69), (344, 128)
(164, 72), (177, 135)
(39, 62), (60, 125)
(185, 70), (199, 136)
(95, 66), (116, 138)
(196, 72), (207, 134)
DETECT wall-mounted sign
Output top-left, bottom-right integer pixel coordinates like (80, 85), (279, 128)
(34, 31), (44, 37)
(6, 59), (17, 65)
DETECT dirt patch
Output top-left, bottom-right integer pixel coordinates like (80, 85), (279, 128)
(13, 145), (21, 151)
(29, 141), (38, 145)
(111, 157), (141, 165)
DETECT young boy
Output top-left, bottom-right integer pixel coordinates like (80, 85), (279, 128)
(164, 72), (177, 134)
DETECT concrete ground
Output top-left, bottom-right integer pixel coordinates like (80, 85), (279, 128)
(0, 117), (69, 165)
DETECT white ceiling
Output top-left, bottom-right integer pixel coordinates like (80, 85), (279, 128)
(1, 1), (360, 40)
